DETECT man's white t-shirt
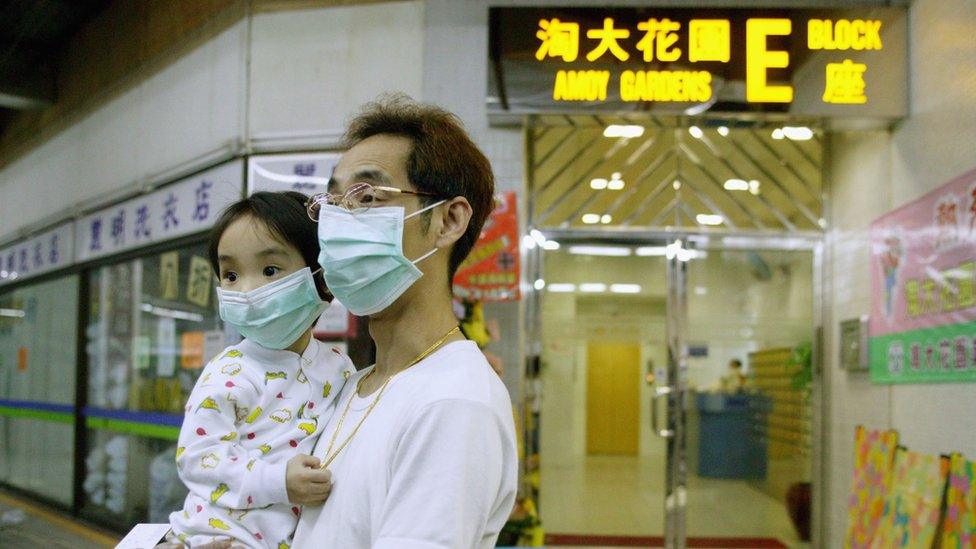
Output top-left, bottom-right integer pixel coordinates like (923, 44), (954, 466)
(292, 340), (518, 549)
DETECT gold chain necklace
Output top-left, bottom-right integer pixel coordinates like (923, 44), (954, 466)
(319, 325), (461, 469)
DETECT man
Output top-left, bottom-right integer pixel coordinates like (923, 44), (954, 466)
(293, 95), (518, 548)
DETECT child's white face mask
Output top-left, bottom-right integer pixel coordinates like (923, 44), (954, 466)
(216, 267), (328, 349)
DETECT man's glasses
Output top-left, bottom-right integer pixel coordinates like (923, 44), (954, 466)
(306, 183), (440, 220)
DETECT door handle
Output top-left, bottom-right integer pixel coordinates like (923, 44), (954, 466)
(652, 385), (675, 438)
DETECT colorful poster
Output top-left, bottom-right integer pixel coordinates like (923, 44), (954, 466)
(870, 449), (949, 549)
(869, 166), (976, 384)
(453, 191), (520, 302)
(943, 453), (976, 548)
(845, 426), (899, 549)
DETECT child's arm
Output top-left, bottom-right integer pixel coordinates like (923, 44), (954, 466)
(175, 356), (329, 509)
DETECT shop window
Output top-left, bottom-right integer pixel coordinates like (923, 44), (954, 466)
(82, 243), (228, 526)
(0, 275), (79, 505)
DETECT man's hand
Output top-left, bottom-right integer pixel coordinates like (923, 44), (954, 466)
(285, 454), (333, 504)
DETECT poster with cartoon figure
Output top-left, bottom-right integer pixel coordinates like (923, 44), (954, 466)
(869, 166), (976, 384)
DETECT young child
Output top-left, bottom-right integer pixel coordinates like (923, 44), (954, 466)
(167, 191), (355, 548)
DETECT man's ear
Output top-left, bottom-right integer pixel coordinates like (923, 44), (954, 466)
(435, 197), (473, 249)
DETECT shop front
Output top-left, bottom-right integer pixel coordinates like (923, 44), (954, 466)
(490, 5), (907, 546)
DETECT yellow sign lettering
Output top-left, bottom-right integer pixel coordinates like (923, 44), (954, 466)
(746, 18), (793, 103)
(689, 19), (731, 63)
(620, 70), (712, 103)
(553, 70), (610, 101)
(808, 19), (882, 51)
(905, 279), (921, 317)
(958, 262), (976, 309)
(586, 18), (630, 62)
(536, 18), (580, 62)
(636, 18), (681, 62)
(823, 59), (867, 104)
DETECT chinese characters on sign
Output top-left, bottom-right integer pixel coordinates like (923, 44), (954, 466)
(0, 223), (75, 287)
(869, 166), (976, 384)
(74, 160), (243, 262)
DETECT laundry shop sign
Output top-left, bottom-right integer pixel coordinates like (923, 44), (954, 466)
(487, 7), (907, 119)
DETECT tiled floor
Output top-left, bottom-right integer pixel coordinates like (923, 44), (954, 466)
(538, 455), (807, 547)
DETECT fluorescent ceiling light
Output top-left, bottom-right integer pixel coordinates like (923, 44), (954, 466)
(771, 128), (785, 140)
(548, 283), (576, 293)
(582, 214), (601, 224)
(590, 178), (608, 190)
(697, 214), (725, 226)
(636, 246), (667, 256)
(604, 125), (645, 139)
(521, 235), (537, 249)
(530, 229), (547, 246)
(724, 178), (749, 191)
(0, 308), (26, 318)
(610, 284), (641, 294)
(673, 180), (682, 190)
(579, 283), (607, 293)
(541, 240), (560, 250)
(782, 126), (814, 141)
(534, 279), (546, 291)
(749, 180), (761, 195)
(607, 172), (625, 190)
(689, 126), (704, 139)
(695, 286), (708, 295)
(601, 215), (613, 224)
(139, 303), (204, 322)
(569, 245), (632, 257)
(717, 126), (730, 137)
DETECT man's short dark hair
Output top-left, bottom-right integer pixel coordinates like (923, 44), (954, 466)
(343, 94), (496, 283)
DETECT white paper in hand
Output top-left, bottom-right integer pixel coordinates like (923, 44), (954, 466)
(114, 523), (171, 549)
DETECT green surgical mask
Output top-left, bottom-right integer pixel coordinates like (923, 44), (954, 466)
(316, 202), (443, 316)
(216, 267), (328, 350)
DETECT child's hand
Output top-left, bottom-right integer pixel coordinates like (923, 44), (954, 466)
(285, 454), (333, 504)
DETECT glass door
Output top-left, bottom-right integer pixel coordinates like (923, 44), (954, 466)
(676, 239), (816, 547)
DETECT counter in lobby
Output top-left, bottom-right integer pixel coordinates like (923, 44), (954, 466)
(695, 393), (770, 479)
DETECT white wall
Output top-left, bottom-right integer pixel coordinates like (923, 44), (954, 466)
(823, 0), (976, 545)
(0, 21), (247, 238)
(248, 2), (425, 139)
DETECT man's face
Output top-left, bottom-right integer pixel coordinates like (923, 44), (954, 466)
(328, 134), (443, 295)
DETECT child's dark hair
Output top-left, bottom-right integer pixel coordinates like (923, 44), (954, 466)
(207, 191), (328, 299)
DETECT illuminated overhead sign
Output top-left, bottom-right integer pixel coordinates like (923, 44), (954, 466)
(488, 7), (907, 119)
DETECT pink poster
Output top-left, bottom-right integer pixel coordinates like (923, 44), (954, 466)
(869, 166), (976, 383)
